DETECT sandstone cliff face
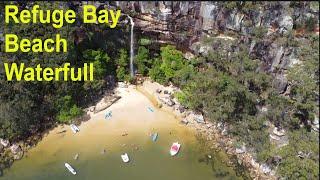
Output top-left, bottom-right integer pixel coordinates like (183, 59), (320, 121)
(106, 2), (318, 43)
(79, 1), (318, 93)
(108, 1), (318, 94)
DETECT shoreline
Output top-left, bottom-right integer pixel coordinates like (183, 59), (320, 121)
(138, 78), (278, 180)
(1, 79), (274, 179)
(2, 83), (241, 180)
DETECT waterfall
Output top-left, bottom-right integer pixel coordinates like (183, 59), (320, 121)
(127, 15), (135, 77)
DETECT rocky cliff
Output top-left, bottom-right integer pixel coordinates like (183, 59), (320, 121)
(71, 1), (319, 93)
(103, 1), (318, 94)
(107, 2), (318, 46)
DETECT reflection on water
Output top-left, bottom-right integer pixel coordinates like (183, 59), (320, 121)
(2, 88), (242, 180)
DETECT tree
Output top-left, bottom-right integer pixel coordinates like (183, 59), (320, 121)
(135, 46), (151, 75)
(115, 49), (129, 81)
(55, 96), (83, 123)
(160, 45), (186, 82)
(278, 130), (319, 179)
(149, 58), (167, 84)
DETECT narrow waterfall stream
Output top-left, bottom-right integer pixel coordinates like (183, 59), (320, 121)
(127, 15), (135, 77)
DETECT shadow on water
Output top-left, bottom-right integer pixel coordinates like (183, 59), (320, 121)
(196, 133), (252, 180)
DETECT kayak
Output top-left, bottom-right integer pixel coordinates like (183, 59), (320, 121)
(64, 163), (76, 175)
(74, 153), (79, 160)
(121, 153), (130, 163)
(70, 124), (80, 134)
(147, 107), (154, 112)
(170, 142), (181, 156)
(105, 111), (112, 119)
(151, 133), (158, 142)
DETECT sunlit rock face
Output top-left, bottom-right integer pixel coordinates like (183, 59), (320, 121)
(70, 2), (319, 51)
(102, 2), (317, 44)
(72, 1), (318, 93)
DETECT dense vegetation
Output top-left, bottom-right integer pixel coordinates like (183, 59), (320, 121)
(0, 2), (131, 142)
(133, 30), (319, 180)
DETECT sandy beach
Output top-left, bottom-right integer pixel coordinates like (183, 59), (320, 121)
(2, 84), (241, 180)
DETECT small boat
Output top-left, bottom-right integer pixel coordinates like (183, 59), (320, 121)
(70, 124), (80, 134)
(121, 153), (130, 163)
(74, 153), (79, 160)
(64, 163), (76, 175)
(105, 111), (112, 119)
(147, 107), (154, 112)
(151, 133), (158, 142)
(101, 149), (106, 154)
(170, 142), (181, 156)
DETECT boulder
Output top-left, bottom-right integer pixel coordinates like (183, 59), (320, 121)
(260, 163), (271, 174)
(273, 74), (288, 94)
(206, 124), (213, 129)
(180, 119), (189, 125)
(13, 151), (24, 160)
(279, 15), (293, 32)
(10, 144), (22, 154)
(269, 134), (280, 141)
(236, 145), (247, 154)
(159, 97), (175, 107)
(0, 139), (9, 147)
(313, 114), (319, 125)
(118, 82), (128, 88)
(184, 52), (195, 60)
(156, 88), (162, 94)
(194, 114), (205, 124)
(261, 106), (268, 112)
(178, 105), (185, 113)
(89, 106), (95, 112)
(273, 127), (286, 136)
(312, 124), (319, 132)
(221, 128), (228, 136)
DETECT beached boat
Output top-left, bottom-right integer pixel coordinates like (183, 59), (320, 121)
(105, 111), (112, 119)
(147, 107), (154, 112)
(151, 133), (158, 142)
(64, 163), (76, 175)
(121, 153), (130, 163)
(70, 124), (80, 134)
(170, 142), (181, 156)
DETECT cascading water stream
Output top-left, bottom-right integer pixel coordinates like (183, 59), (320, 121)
(127, 15), (135, 77)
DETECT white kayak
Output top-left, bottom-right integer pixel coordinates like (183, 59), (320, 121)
(65, 163), (76, 175)
(121, 153), (130, 163)
(70, 124), (80, 134)
(170, 142), (181, 156)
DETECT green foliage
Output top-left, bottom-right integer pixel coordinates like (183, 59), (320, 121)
(149, 58), (167, 84)
(148, 45), (192, 86)
(305, 17), (317, 32)
(0, 1), (128, 141)
(252, 27), (268, 39)
(56, 96), (83, 123)
(172, 65), (195, 87)
(83, 49), (111, 78)
(139, 38), (152, 46)
(278, 130), (319, 179)
(135, 46), (151, 75)
(224, 2), (238, 10)
(116, 49), (129, 81)
(160, 45), (186, 82)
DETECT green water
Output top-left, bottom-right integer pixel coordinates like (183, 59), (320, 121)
(1, 88), (242, 180)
